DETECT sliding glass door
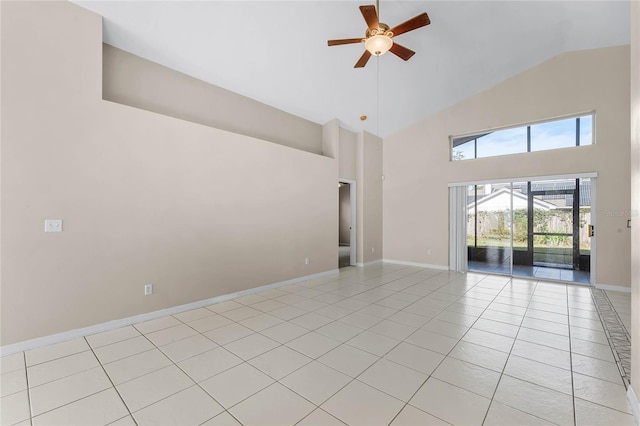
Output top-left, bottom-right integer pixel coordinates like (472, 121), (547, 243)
(467, 183), (512, 275)
(465, 177), (592, 284)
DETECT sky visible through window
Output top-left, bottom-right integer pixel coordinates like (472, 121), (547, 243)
(476, 127), (527, 158)
(452, 115), (593, 161)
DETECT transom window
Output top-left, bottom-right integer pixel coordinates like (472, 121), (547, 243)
(451, 114), (594, 161)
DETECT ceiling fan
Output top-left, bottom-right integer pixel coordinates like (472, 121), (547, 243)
(327, 1), (431, 68)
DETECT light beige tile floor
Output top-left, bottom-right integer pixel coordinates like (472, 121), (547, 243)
(1, 264), (636, 425)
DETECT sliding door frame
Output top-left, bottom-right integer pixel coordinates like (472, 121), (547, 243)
(449, 172), (597, 285)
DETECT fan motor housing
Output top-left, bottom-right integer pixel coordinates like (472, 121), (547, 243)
(366, 23), (393, 38)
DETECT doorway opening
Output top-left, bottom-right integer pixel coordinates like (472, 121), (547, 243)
(339, 180), (356, 268)
(465, 177), (594, 284)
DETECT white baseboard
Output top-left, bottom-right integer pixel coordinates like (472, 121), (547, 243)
(0, 268), (339, 357)
(355, 259), (383, 267)
(628, 386), (640, 425)
(595, 283), (632, 293)
(382, 259), (449, 270)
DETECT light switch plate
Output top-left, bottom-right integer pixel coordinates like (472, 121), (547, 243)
(45, 219), (63, 232)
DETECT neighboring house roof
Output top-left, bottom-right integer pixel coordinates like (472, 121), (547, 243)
(513, 180), (592, 207)
(468, 187), (558, 212)
(467, 180), (592, 210)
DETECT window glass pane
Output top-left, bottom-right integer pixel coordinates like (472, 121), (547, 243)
(450, 114), (593, 160)
(452, 139), (475, 161)
(476, 127), (527, 158)
(530, 117), (577, 152)
(579, 115), (593, 146)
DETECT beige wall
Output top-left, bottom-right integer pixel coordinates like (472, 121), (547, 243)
(336, 126), (382, 265)
(358, 132), (383, 264)
(338, 126), (356, 250)
(322, 119), (339, 160)
(630, 0), (640, 398)
(103, 44), (323, 155)
(384, 46), (631, 287)
(1, 1), (337, 345)
(332, 125), (383, 265)
(339, 127), (357, 181)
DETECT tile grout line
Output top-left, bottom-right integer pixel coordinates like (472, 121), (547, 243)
(0, 267), (454, 425)
(10, 270), (471, 422)
(286, 269), (469, 425)
(83, 336), (139, 426)
(148, 316), (266, 425)
(230, 264), (444, 424)
(13, 266), (612, 426)
(387, 274), (517, 425)
(131, 269), (426, 424)
(23, 351), (34, 426)
(130, 322), (242, 423)
(364, 271), (478, 425)
(480, 278), (540, 425)
(567, 286), (577, 426)
(125, 280), (343, 422)
(287, 269), (473, 425)
(25, 372), (128, 423)
(360, 294), (471, 423)
(21, 347), (129, 424)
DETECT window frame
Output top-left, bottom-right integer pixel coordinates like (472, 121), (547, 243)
(450, 112), (595, 162)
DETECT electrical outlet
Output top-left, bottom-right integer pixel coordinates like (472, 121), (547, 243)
(144, 284), (153, 296)
(427, 249), (432, 256)
(371, 247), (375, 253)
(305, 257), (310, 265)
(44, 219), (63, 232)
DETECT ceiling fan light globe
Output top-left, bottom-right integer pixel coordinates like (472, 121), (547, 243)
(365, 34), (393, 56)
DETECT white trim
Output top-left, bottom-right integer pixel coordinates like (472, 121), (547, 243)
(383, 259), (449, 270)
(590, 176), (597, 286)
(448, 172), (598, 188)
(0, 268), (339, 357)
(339, 178), (357, 266)
(627, 386), (640, 426)
(356, 259), (383, 267)
(595, 283), (632, 293)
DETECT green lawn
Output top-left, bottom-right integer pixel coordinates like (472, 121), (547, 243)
(468, 238), (591, 254)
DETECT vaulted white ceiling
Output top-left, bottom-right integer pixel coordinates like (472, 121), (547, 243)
(73, 1), (630, 137)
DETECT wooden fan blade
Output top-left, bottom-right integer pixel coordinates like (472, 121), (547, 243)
(328, 38), (363, 46)
(360, 5), (379, 30)
(389, 12), (430, 37)
(355, 50), (372, 68)
(389, 42), (415, 61)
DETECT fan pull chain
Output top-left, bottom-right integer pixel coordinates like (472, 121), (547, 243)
(376, 55), (380, 137)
